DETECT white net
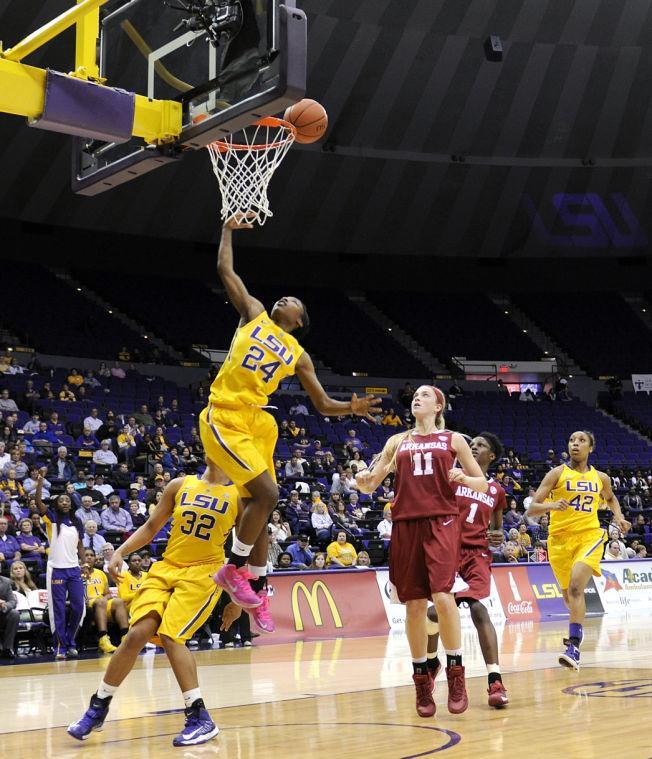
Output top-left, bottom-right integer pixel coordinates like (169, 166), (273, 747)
(207, 117), (296, 226)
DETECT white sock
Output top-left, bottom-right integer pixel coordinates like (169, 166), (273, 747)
(445, 649), (463, 657)
(487, 664), (500, 674)
(97, 681), (118, 700)
(231, 537), (254, 558)
(412, 656), (427, 664)
(182, 688), (202, 708)
(427, 652), (438, 660)
(248, 564), (267, 578)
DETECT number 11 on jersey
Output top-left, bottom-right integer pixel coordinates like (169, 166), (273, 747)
(412, 452), (433, 476)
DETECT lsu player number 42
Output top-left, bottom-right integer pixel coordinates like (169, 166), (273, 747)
(527, 430), (630, 671)
(202, 216), (381, 627)
(68, 459), (242, 748)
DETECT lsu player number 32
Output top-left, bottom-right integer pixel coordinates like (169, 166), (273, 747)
(528, 431), (630, 672)
(202, 216), (381, 626)
(68, 459), (242, 748)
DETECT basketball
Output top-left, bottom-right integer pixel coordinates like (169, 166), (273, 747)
(283, 99), (328, 144)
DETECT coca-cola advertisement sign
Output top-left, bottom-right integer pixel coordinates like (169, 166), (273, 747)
(493, 566), (541, 622)
(507, 599), (534, 615)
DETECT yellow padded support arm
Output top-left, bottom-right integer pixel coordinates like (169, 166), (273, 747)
(0, 58), (182, 144)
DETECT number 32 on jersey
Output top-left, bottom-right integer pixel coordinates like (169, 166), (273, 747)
(178, 492), (230, 542)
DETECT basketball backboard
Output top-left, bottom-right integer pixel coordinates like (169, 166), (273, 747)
(71, 0), (306, 195)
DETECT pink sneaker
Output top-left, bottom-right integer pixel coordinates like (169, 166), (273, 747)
(248, 590), (275, 634)
(213, 564), (262, 609)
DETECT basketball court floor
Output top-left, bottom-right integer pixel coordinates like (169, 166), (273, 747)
(1, 614), (651, 757)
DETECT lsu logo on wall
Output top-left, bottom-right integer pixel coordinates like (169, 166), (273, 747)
(532, 582), (563, 599)
(291, 580), (343, 632)
(523, 192), (647, 249)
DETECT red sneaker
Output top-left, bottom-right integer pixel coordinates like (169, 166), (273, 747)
(213, 564), (262, 609)
(428, 659), (442, 693)
(446, 665), (469, 714)
(487, 680), (509, 708)
(412, 673), (436, 718)
(248, 590), (275, 634)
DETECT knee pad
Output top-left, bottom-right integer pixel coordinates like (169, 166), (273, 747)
(426, 619), (439, 636)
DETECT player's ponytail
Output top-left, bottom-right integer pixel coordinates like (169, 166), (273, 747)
(368, 429), (414, 476)
(431, 386), (446, 430)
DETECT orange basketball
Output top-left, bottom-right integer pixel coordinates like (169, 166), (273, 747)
(284, 99), (328, 144)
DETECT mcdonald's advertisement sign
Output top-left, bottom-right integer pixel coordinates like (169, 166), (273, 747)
(259, 570), (390, 645)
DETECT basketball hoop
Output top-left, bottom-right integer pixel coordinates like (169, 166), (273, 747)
(207, 116), (296, 226)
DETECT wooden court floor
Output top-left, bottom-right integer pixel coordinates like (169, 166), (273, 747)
(1, 616), (651, 758)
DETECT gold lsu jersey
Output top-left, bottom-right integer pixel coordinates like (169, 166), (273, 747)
(162, 475), (239, 567)
(85, 568), (109, 600)
(118, 569), (148, 608)
(209, 310), (304, 408)
(546, 465), (604, 536)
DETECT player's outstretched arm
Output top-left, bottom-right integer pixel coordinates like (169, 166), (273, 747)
(295, 352), (382, 418)
(598, 471), (631, 534)
(217, 218), (265, 324)
(356, 433), (403, 494)
(527, 466), (568, 516)
(108, 478), (184, 582)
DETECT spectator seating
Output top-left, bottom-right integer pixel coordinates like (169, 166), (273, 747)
(515, 294), (652, 377)
(2, 262), (165, 360)
(74, 270), (236, 360)
(447, 393), (652, 468)
(74, 274), (433, 377)
(367, 292), (542, 364)
(612, 392), (652, 439)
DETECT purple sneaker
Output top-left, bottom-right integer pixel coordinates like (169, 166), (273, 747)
(213, 564), (262, 609)
(172, 706), (219, 746)
(248, 590), (275, 634)
(67, 694), (111, 740)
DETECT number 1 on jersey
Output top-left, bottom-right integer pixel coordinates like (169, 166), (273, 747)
(412, 452), (433, 476)
(466, 502), (479, 524)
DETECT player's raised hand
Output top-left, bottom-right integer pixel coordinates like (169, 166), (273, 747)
(550, 499), (571, 511)
(225, 213), (255, 230)
(350, 393), (382, 420)
(220, 601), (243, 631)
(108, 551), (125, 583)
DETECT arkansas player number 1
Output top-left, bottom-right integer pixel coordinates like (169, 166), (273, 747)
(465, 502), (479, 524)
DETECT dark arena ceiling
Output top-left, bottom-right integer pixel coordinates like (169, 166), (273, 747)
(2, 0), (652, 258)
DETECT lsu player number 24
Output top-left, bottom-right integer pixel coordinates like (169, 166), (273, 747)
(68, 459), (242, 748)
(202, 216), (381, 622)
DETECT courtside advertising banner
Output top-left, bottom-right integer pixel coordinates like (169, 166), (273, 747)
(262, 569), (389, 644)
(596, 560), (652, 613)
(493, 566), (541, 622)
(375, 570), (505, 631)
(524, 563), (604, 618)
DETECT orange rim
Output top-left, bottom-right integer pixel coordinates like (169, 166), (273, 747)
(208, 116), (296, 153)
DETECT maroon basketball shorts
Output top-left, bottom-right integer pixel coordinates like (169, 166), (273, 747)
(389, 516), (461, 602)
(455, 547), (492, 602)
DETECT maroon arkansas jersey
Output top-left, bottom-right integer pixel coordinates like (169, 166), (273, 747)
(455, 478), (506, 548)
(393, 431), (458, 520)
